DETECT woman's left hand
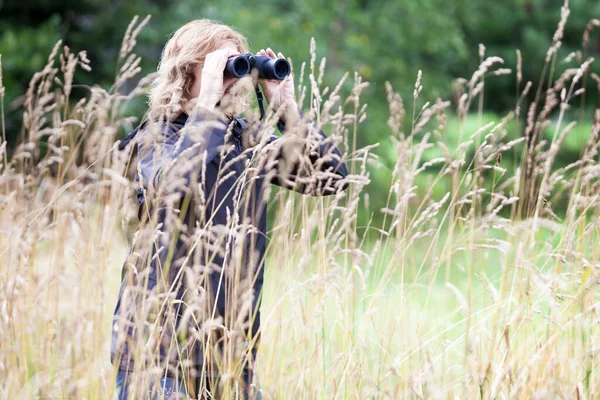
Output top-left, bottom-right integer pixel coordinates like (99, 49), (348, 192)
(256, 48), (298, 114)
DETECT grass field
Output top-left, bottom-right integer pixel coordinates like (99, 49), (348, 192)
(5, 194), (598, 398)
(1, 9), (600, 400)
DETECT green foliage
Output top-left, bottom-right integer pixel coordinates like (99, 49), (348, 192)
(1, 0), (599, 221)
(2, 0), (598, 135)
(0, 15), (62, 140)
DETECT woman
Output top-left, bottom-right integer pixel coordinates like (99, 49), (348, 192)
(112, 19), (348, 399)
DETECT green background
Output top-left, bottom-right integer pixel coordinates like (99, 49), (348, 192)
(1, 0), (599, 221)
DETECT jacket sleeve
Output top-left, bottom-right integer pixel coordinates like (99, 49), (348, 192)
(262, 116), (349, 196)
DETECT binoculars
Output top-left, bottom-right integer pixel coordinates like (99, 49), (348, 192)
(224, 53), (291, 80)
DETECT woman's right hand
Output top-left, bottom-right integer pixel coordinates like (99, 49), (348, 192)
(196, 47), (240, 111)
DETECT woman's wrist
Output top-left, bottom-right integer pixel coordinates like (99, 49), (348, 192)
(195, 93), (217, 111)
(278, 100), (301, 125)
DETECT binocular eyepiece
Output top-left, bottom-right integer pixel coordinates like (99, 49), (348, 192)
(224, 53), (291, 80)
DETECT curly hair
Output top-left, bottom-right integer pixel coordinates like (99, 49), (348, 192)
(149, 19), (249, 117)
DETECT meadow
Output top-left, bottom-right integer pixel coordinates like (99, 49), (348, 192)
(1, 9), (600, 400)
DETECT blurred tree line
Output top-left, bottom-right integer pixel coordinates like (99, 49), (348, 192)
(1, 0), (599, 221)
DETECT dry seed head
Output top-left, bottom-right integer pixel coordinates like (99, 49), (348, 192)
(563, 51), (577, 64)
(385, 82), (405, 136)
(583, 19), (600, 51)
(119, 15), (151, 61)
(120, 15), (139, 59)
(546, 41), (563, 63)
(493, 68), (512, 76)
(317, 57), (326, 86)
(516, 49), (523, 88)
(539, 89), (559, 122)
(469, 121), (496, 141)
(0, 55), (4, 98)
(413, 101), (450, 135)
(47, 40), (63, 65)
(591, 73), (600, 94)
(469, 57), (504, 90)
(78, 50), (90, 66)
(552, 3), (570, 44)
(310, 37), (317, 76)
(414, 70), (423, 99)
(554, 68), (577, 91)
(298, 61), (306, 93)
(583, 109), (600, 160)
(522, 81), (532, 98)
(572, 58), (594, 87)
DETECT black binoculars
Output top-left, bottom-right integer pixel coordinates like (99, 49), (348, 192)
(224, 53), (291, 80)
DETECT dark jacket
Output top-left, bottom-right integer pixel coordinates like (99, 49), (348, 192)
(111, 108), (348, 375)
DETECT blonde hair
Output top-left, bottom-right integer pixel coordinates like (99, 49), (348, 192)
(149, 19), (249, 116)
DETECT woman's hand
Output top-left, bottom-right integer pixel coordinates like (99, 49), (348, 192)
(195, 47), (240, 111)
(256, 48), (298, 116)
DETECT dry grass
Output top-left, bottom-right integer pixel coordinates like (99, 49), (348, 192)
(1, 5), (600, 399)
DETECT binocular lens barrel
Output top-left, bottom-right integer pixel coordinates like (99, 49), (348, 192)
(223, 54), (290, 80)
(225, 57), (251, 78)
(268, 58), (291, 80)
